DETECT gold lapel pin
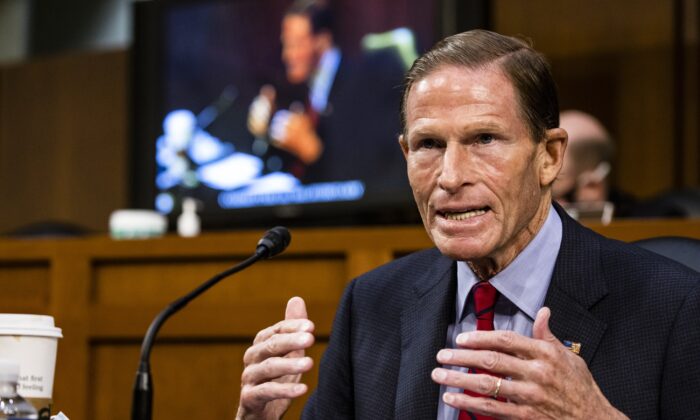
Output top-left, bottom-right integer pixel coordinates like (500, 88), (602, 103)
(563, 340), (581, 355)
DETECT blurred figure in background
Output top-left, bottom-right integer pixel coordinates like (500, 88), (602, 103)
(554, 110), (637, 219)
(247, 0), (332, 166)
(247, 0), (408, 189)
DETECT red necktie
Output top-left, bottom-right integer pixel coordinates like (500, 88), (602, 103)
(458, 281), (500, 420)
(305, 98), (320, 128)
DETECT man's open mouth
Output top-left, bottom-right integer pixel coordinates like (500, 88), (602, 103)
(439, 207), (489, 221)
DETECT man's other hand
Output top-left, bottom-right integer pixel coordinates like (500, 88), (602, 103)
(248, 85), (276, 138)
(431, 307), (629, 419)
(269, 110), (322, 164)
(236, 297), (315, 420)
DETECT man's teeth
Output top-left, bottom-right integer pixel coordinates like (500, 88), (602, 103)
(444, 209), (486, 220)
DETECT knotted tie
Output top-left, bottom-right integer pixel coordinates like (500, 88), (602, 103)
(458, 281), (500, 420)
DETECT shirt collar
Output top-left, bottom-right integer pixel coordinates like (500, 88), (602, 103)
(456, 204), (563, 321)
(309, 47), (341, 113)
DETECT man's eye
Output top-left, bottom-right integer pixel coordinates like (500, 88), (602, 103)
(477, 134), (495, 144)
(418, 138), (439, 149)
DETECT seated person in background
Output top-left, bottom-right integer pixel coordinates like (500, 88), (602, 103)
(553, 110), (637, 218)
(247, 0), (407, 188)
(236, 30), (700, 419)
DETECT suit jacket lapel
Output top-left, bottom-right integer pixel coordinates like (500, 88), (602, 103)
(545, 204), (608, 364)
(395, 253), (455, 419)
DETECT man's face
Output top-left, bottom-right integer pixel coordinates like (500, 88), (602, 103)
(281, 14), (317, 84)
(401, 65), (561, 265)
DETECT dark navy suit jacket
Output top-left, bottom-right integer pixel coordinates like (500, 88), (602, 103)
(303, 50), (409, 198)
(302, 205), (700, 419)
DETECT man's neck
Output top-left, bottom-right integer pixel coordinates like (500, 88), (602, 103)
(468, 198), (552, 279)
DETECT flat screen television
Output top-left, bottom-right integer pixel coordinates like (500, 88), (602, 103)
(130, 0), (489, 229)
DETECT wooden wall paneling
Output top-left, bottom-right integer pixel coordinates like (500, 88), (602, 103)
(90, 343), (140, 419)
(0, 50), (127, 234)
(615, 47), (675, 197)
(0, 66), (4, 175)
(0, 240), (54, 313)
(50, 253), (91, 420)
(281, 227), (432, 254)
(680, 0), (699, 186)
(695, 0), (700, 186)
(588, 218), (700, 240)
(493, 0), (672, 57)
(52, 51), (129, 233)
(673, 0), (686, 187)
(0, 58), (64, 232)
(0, 263), (50, 313)
(683, 41), (699, 186)
(91, 257), (347, 307)
(346, 248), (394, 280)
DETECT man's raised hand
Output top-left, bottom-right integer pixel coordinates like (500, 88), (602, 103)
(236, 297), (315, 420)
(431, 307), (628, 419)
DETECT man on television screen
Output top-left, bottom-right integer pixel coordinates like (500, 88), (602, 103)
(247, 0), (407, 189)
(236, 30), (700, 419)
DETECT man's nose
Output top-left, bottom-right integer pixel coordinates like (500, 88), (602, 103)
(437, 143), (472, 193)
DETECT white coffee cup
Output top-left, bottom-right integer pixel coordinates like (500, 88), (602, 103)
(0, 314), (62, 415)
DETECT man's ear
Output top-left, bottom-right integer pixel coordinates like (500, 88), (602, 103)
(539, 127), (567, 187)
(398, 134), (409, 159)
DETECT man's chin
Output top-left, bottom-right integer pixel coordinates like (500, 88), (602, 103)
(432, 235), (495, 262)
(286, 70), (311, 84)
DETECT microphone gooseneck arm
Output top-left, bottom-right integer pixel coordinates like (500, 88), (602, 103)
(132, 227), (291, 420)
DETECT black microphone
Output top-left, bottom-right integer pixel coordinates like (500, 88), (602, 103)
(131, 226), (291, 420)
(256, 225), (291, 258)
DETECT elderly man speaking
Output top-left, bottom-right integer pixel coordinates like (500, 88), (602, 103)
(236, 30), (700, 420)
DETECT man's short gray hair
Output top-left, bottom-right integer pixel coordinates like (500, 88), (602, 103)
(401, 29), (560, 142)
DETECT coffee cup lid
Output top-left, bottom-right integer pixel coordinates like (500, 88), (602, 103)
(0, 314), (63, 338)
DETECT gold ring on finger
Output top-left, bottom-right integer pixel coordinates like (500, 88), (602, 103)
(493, 377), (502, 399)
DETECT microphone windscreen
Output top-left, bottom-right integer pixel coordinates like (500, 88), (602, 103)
(256, 226), (291, 258)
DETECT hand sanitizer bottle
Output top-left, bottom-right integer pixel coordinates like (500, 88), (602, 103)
(0, 359), (38, 419)
(177, 197), (201, 237)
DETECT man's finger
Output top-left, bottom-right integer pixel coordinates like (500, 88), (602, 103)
(432, 368), (538, 405)
(241, 356), (313, 386)
(431, 368), (504, 397)
(285, 296), (308, 320)
(436, 348), (529, 379)
(456, 329), (543, 360)
(532, 306), (558, 344)
(253, 318), (314, 345)
(270, 110), (292, 142)
(239, 382), (308, 412)
(244, 331), (314, 364)
(259, 84), (276, 102)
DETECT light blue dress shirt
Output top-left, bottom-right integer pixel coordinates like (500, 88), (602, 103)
(437, 205), (563, 420)
(309, 47), (341, 114)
